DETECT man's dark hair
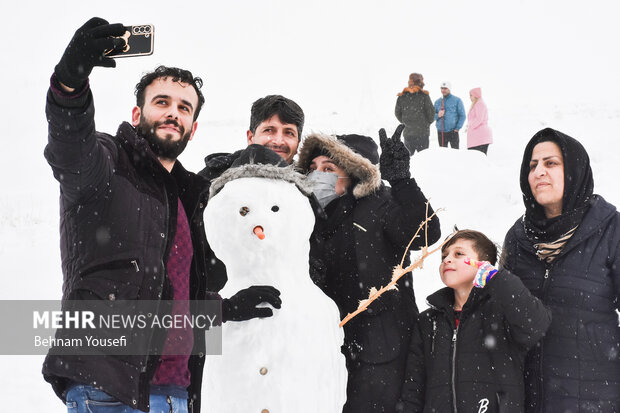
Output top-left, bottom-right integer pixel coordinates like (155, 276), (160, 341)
(135, 65), (205, 121)
(249, 95), (304, 138)
(442, 229), (498, 265)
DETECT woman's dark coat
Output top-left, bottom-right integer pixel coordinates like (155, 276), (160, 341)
(297, 133), (441, 412)
(502, 195), (620, 412)
(399, 271), (551, 413)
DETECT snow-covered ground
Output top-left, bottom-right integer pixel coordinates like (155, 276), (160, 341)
(1, 0), (620, 411)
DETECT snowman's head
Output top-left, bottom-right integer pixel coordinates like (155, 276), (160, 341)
(205, 177), (315, 267)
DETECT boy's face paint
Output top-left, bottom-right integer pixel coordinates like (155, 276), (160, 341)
(439, 239), (479, 291)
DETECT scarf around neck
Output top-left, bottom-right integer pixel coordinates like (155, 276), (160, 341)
(397, 86), (429, 96)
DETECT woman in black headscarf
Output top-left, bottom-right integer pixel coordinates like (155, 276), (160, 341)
(501, 127), (620, 412)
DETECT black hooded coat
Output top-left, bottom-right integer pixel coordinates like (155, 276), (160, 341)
(297, 133), (441, 412)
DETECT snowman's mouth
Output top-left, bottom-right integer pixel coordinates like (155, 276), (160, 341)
(253, 225), (265, 240)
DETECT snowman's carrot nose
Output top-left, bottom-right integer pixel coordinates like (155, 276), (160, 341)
(253, 226), (265, 240)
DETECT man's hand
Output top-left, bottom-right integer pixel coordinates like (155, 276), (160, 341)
(55, 17), (126, 89)
(438, 109), (445, 118)
(379, 124), (411, 182)
(465, 258), (498, 288)
(222, 285), (282, 322)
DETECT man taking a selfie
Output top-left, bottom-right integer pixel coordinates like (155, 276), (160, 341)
(44, 17), (281, 413)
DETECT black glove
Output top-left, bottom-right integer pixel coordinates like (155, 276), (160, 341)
(379, 124), (411, 182)
(222, 285), (282, 322)
(55, 17), (126, 88)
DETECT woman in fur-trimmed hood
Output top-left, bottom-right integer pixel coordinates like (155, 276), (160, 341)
(297, 129), (441, 413)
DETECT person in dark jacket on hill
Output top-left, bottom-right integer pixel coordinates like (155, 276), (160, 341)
(501, 127), (620, 412)
(395, 73), (435, 155)
(398, 230), (551, 413)
(297, 126), (441, 413)
(44, 17), (280, 413)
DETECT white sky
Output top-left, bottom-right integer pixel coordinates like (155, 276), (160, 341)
(2, 0), (620, 177)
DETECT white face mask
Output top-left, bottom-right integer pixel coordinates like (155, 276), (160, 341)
(307, 170), (340, 208)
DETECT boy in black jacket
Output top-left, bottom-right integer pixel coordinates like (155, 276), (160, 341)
(398, 230), (551, 413)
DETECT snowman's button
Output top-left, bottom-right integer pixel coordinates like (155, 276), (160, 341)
(259, 367), (268, 375)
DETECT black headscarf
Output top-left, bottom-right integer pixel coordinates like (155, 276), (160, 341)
(519, 127), (594, 243)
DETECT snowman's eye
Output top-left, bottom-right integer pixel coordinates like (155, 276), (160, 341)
(271, 205), (279, 212)
(239, 206), (250, 216)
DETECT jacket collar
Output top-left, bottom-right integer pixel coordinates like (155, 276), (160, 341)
(426, 286), (487, 315)
(514, 195), (616, 259)
(171, 161), (209, 215)
(115, 121), (209, 215)
(201, 149), (244, 180)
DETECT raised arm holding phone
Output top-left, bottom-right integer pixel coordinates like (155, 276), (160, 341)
(44, 17), (281, 413)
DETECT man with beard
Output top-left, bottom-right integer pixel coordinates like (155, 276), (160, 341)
(44, 17), (281, 413)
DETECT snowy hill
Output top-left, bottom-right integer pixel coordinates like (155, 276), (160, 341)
(2, 0), (620, 411)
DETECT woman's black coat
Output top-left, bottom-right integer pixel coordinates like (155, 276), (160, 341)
(502, 195), (620, 412)
(311, 179), (440, 364)
(298, 132), (441, 412)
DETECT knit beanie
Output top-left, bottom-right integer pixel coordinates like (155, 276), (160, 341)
(231, 144), (288, 168)
(335, 134), (379, 165)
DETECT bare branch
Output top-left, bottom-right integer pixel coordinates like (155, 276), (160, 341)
(340, 207), (445, 327)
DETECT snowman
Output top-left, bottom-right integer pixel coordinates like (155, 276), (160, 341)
(204, 156), (347, 412)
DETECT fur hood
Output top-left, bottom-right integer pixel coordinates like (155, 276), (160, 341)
(296, 133), (381, 199)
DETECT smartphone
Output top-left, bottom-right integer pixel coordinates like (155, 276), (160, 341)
(106, 24), (154, 58)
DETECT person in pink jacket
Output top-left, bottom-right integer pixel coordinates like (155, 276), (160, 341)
(466, 87), (493, 154)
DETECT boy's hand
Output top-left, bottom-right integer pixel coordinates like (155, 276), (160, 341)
(465, 258), (498, 288)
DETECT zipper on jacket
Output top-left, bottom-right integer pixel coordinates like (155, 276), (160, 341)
(142, 183), (171, 374)
(79, 259), (141, 278)
(431, 319), (437, 354)
(537, 263), (553, 413)
(451, 326), (459, 413)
